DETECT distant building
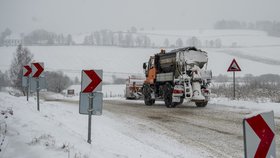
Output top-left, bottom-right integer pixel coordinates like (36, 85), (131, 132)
(4, 34), (23, 46)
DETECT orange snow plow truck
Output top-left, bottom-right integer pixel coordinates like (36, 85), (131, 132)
(142, 47), (212, 108)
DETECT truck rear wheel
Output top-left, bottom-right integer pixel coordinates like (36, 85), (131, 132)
(195, 101), (208, 107)
(163, 83), (177, 108)
(164, 94), (172, 108)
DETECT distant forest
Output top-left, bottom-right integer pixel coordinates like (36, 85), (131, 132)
(0, 28), (222, 48)
(0, 20), (279, 47)
(214, 20), (280, 37)
(0, 27), (224, 48)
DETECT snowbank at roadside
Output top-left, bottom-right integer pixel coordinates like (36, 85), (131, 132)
(210, 97), (280, 116)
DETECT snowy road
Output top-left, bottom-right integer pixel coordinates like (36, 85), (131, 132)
(0, 92), (279, 158)
(103, 99), (280, 158)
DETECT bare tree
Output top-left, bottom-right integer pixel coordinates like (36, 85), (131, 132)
(45, 71), (71, 93)
(74, 76), (80, 84)
(176, 38), (183, 47)
(187, 36), (200, 47)
(163, 38), (169, 48)
(124, 32), (134, 47)
(143, 35), (151, 48)
(0, 70), (9, 91)
(9, 44), (33, 94)
(130, 26), (137, 33)
(66, 34), (73, 45)
(0, 28), (12, 46)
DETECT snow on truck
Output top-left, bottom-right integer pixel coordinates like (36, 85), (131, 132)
(142, 47), (212, 108)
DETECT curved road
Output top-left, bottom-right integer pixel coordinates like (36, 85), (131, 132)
(103, 100), (280, 158)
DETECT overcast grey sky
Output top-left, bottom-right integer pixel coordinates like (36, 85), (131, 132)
(0, 0), (279, 34)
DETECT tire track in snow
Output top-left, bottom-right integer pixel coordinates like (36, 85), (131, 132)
(104, 100), (243, 157)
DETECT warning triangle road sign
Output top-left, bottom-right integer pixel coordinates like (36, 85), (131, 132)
(227, 59), (241, 72)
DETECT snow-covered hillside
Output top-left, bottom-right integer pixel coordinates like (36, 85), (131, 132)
(0, 29), (280, 82)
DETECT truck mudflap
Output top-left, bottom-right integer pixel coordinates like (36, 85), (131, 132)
(201, 88), (211, 101)
(172, 85), (184, 102)
(172, 96), (181, 102)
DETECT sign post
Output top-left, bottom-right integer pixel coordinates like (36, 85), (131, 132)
(233, 71), (235, 99)
(227, 59), (241, 100)
(243, 111), (276, 158)
(31, 62), (44, 111)
(36, 78), (40, 111)
(80, 69), (103, 144)
(22, 65), (32, 101)
(27, 77), (29, 101)
(87, 92), (93, 144)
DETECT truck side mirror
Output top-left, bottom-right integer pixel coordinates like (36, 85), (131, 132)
(143, 63), (147, 69)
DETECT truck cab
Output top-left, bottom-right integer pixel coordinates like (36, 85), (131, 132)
(143, 56), (156, 84)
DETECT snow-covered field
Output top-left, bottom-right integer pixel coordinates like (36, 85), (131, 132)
(0, 29), (280, 82)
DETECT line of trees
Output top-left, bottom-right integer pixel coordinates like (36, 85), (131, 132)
(23, 29), (74, 46)
(83, 29), (153, 48)
(83, 29), (223, 48)
(163, 37), (222, 48)
(214, 20), (280, 37)
(0, 27), (224, 48)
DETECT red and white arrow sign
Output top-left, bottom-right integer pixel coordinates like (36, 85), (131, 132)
(243, 111), (276, 158)
(23, 65), (32, 77)
(31, 62), (44, 78)
(227, 59), (241, 72)
(81, 70), (102, 93)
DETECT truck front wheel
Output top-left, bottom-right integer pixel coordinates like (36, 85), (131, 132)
(144, 95), (155, 106)
(143, 84), (155, 106)
(144, 97), (155, 106)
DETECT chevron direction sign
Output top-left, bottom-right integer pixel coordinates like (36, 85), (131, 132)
(22, 65), (32, 87)
(23, 65), (32, 77)
(31, 62), (44, 78)
(243, 111), (276, 158)
(81, 70), (102, 93)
